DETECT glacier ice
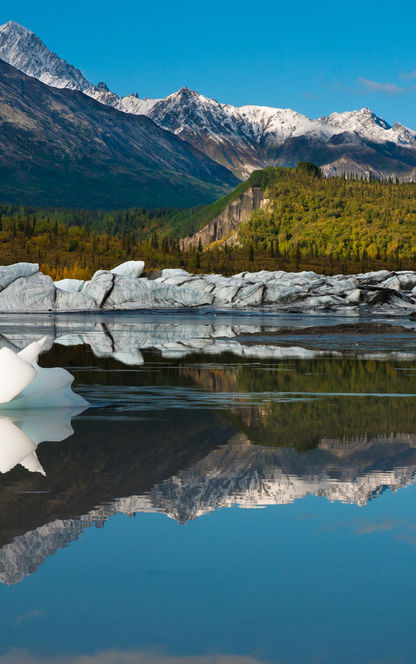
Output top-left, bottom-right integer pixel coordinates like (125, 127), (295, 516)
(110, 260), (145, 278)
(0, 337), (88, 409)
(53, 278), (85, 292)
(0, 347), (37, 403)
(1, 260), (416, 314)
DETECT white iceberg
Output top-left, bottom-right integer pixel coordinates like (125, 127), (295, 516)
(0, 337), (89, 409)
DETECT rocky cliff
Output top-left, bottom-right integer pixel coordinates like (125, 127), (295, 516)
(180, 186), (266, 250)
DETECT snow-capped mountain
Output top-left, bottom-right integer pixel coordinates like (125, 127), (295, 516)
(1, 20), (416, 180)
(0, 57), (238, 208)
(124, 90), (416, 178)
(0, 20), (117, 105)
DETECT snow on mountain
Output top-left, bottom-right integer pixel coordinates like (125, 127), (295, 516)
(322, 107), (416, 147)
(131, 92), (416, 177)
(0, 21), (117, 106)
(1, 20), (416, 179)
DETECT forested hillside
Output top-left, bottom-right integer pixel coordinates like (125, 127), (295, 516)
(1, 164), (416, 278)
(237, 163), (416, 265)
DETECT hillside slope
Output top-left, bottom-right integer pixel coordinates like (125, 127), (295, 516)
(180, 164), (416, 265)
(0, 59), (238, 208)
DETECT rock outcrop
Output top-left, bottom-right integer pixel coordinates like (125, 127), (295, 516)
(180, 185), (266, 250)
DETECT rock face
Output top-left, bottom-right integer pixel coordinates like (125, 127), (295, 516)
(180, 186), (266, 250)
(3, 261), (416, 315)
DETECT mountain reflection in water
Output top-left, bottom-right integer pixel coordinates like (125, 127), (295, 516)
(1, 314), (416, 584)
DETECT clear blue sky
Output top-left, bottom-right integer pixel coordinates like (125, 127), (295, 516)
(1, 0), (416, 128)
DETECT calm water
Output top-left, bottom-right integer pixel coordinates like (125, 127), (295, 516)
(1, 312), (416, 663)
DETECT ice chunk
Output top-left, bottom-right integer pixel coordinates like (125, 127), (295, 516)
(111, 260), (145, 278)
(0, 262), (39, 290)
(17, 338), (47, 365)
(159, 268), (190, 278)
(55, 289), (97, 311)
(0, 338), (89, 409)
(54, 278), (85, 292)
(82, 271), (114, 307)
(0, 272), (55, 312)
(0, 347), (36, 403)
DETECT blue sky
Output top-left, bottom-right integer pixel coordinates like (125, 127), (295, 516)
(1, 0), (416, 128)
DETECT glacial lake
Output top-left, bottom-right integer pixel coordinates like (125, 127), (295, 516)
(1, 310), (416, 663)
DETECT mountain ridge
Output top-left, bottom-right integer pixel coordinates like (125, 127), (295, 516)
(1, 20), (416, 180)
(0, 57), (238, 208)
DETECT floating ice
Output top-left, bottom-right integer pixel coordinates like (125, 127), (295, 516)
(0, 337), (89, 408)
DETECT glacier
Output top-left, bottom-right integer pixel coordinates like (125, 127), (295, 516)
(0, 261), (416, 315)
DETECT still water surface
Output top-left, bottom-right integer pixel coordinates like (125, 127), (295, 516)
(1, 312), (416, 663)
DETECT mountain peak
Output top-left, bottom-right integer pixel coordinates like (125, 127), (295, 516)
(96, 81), (109, 92)
(0, 22), (415, 181)
(175, 86), (200, 99)
(360, 107), (391, 130)
(0, 20), (33, 34)
(0, 20), (118, 102)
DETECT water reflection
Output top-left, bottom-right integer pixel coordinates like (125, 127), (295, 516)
(1, 312), (416, 363)
(2, 313), (416, 587)
(1, 390), (416, 583)
(0, 408), (85, 476)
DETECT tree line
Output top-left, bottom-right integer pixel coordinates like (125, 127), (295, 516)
(1, 163), (416, 278)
